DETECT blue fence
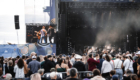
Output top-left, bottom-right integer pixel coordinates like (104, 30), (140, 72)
(0, 44), (56, 58)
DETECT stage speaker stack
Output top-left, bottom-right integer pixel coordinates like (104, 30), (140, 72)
(14, 15), (20, 29)
(59, 14), (68, 53)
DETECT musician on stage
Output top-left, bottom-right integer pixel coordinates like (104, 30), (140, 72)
(47, 25), (54, 43)
(40, 26), (47, 43)
(36, 30), (41, 43)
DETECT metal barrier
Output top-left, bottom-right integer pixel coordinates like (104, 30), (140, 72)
(43, 71), (93, 79)
(9, 71), (93, 80)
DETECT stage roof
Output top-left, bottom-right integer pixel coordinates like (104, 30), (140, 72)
(61, 0), (140, 3)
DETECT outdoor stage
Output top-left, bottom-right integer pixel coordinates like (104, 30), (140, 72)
(57, 0), (140, 54)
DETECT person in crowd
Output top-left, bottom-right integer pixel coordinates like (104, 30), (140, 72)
(123, 55), (133, 73)
(62, 54), (66, 59)
(27, 52), (37, 64)
(131, 74), (138, 80)
(64, 68), (81, 80)
(56, 58), (69, 72)
(5, 59), (10, 74)
(123, 70), (132, 80)
(31, 73), (41, 80)
(73, 55), (86, 71)
(114, 55), (123, 80)
(0, 62), (2, 76)
(28, 55), (41, 75)
(136, 51), (140, 80)
(37, 56), (40, 62)
(87, 53), (100, 71)
(110, 70), (116, 79)
(66, 69), (71, 79)
(65, 57), (72, 68)
(50, 72), (58, 80)
(133, 56), (138, 74)
(126, 51), (130, 55)
(53, 56), (57, 63)
(70, 53), (75, 65)
(38, 69), (46, 80)
(122, 55), (126, 74)
(22, 56), (28, 77)
(38, 69), (44, 76)
(3, 58), (8, 75)
(41, 56), (47, 68)
(90, 69), (105, 80)
(59, 54), (62, 58)
(5, 73), (12, 80)
(0, 75), (6, 80)
(39, 55), (45, 63)
(44, 55), (55, 73)
(12, 58), (16, 67)
(15, 56), (20, 64)
(26, 56), (29, 61)
(112, 75), (118, 80)
(56, 57), (60, 64)
(0, 57), (3, 76)
(97, 54), (104, 72)
(14, 59), (24, 78)
(93, 69), (102, 77)
(82, 54), (89, 71)
(101, 55), (114, 79)
(82, 54), (87, 64)
(2, 74), (8, 80)
(8, 60), (15, 77)
(44, 68), (62, 80)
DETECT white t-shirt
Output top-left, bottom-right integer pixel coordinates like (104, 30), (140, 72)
(101, 60), (114, 73)
(41, 29), (46, 37)
(114, 59), (122, 69)
(70, 58), (75, 65)
(123, 59), (133, 71)
(14, 65), (24, 78)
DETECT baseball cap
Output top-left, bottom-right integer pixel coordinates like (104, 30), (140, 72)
(75, 55), (82, 59)
(32, 55), (36, 59)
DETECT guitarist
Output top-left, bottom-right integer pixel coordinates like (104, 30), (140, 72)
(40, 26), (47, 43)
(34, 30), (41, 43)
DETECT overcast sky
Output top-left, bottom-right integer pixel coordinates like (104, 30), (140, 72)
(0, 0), (50, 44)
(25, 0), (50, 23)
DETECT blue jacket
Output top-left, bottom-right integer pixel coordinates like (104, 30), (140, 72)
(97, 59), (104, 72)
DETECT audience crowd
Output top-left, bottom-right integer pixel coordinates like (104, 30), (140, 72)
(0, 49), (140, 80)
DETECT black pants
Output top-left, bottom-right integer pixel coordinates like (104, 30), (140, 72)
(45, 36), (47, 43)
(102, 72), (110, 80)
(49, 36), (53, 43)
